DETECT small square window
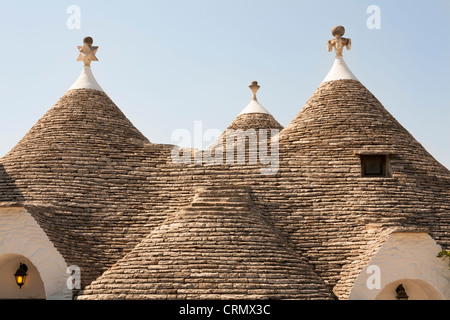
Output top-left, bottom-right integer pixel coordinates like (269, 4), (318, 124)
(361, 155), (389, 177)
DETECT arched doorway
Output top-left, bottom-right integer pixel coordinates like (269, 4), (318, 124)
(376, 278), (443, 300)
(348, 232), (450, 299)
(0, 207), (72, 299)
(0, 253), (46, 299)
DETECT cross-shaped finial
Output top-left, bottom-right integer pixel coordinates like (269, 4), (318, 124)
(249, 81), (260, 101)
(327, 26), (351, 57)
(77, 36), (99, 67)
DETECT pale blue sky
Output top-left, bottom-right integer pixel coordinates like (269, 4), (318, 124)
(0, 0), (449, 169)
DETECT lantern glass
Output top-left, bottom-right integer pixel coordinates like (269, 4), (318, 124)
(14, 263), (28, 289)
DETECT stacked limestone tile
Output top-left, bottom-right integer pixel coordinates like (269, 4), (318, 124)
(78, 186), (333, 300)
(272, 27), (450, 298)
(207, 81), (283, 163)
(276, 78), (450, 298)
(0, 28), (449, 300)
(0, 38), (175, 291)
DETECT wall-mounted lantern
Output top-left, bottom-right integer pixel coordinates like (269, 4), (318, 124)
(14, 263), (28, 289)
(395, 284), (408, 300)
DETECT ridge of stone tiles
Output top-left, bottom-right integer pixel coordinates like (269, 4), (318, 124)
(227, 112), (284, 132)
(207, 112), (283, 157)
(77, 185), (334, 300)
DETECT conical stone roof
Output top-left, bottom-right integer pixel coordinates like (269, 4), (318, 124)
(207, 81), (283, 166)
(0, 38), (162, 207)
(221, 81), (283, 133)
(1, 29), (449, 301)
(0, 37), (174, 291)
(274, 26), (450, 298)
(78, 185), (334, 300)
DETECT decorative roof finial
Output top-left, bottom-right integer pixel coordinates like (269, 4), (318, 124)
(249, 81), (260, 101)
(77, 36), (99, 67)
(327, 26), (351, 57)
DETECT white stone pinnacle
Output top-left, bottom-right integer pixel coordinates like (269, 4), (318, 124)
(322, 26), (358, 83)
(321, 55), (358, 83)
(69, 37), (103, 92)
(69, 66), (103, 92)
(238, 81), (271, 115)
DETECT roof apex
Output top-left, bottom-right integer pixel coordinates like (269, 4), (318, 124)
(239, 81), (271, 115)
(238, 99), (270, 115)
(322, 56), (358, 83)
(69, 66), (103, 92)
(69, 37), (103, 92)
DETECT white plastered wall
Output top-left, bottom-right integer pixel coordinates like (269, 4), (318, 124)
(349, 232), (450, 300)
(0, 207), (72, 300)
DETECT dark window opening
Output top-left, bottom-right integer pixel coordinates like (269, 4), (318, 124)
(361, 154), (389, 177)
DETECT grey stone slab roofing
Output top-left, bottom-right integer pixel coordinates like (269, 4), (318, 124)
(0, 68), (449, 300)
(78, 185), (334, 300)
(273, 79), (450, 298)
(207, 112), (283, 155)
(0, 89), (176, 290)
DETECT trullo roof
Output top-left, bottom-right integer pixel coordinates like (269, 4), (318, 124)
(0, 37), (174, 290)
(78, 186), (334, 300)
(274, 26), (450, 299)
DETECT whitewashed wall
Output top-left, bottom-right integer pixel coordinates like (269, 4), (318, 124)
(0, 207), (72, 300)
(349, 232), (450, 300)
